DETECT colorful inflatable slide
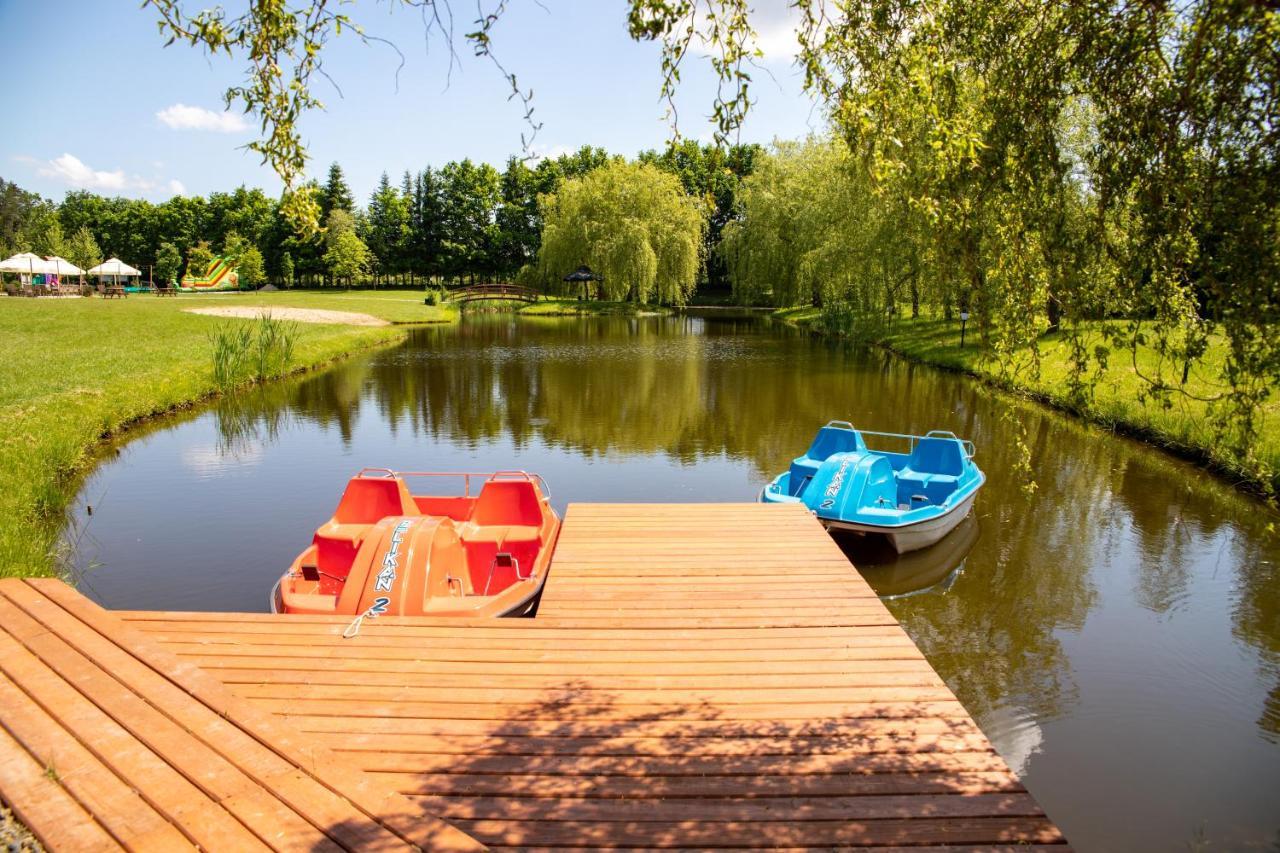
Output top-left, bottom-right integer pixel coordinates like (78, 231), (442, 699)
(179, 256), (240, 291)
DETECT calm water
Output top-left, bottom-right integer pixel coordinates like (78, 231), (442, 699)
(66, 314), (1279, 850)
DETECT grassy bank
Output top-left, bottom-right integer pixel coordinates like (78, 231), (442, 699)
(0, 290), (455, 578)
(775, 308), (1280, 497)
(517, 298), (672, 317)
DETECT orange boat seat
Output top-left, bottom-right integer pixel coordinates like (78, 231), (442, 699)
(471, 480), (545, 527)
(463, 524), (543, 545)
(316, 522), (372, 544)
(332, 476), (418, 524)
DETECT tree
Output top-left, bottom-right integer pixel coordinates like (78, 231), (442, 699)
(365, 172), (409, 280)
(640, 139), (761, 292)
(495, 157), (537, 278)
(33, 217), (66, 258)
(324, 230), (371, 287)
(155, 241), (182, 285)
(236, 245), (265, 289)
(0, 180), (55, 257)
(324, 208), (356, 246)
(187, 240), (214, 278)
(319, 162), (354, 221)
(222, 230), (248, 260)
(406, 168), (446, 281)
(65, 225), (101, 272)
(279, 251), (295, 288)
(537, 161), (706, 305)
(439, 159), (501, 283)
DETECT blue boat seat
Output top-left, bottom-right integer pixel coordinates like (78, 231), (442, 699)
(806, 425), (867, 461)
(900, 437), (965, 478)
(897, 437), (967, 503)
(789, 425), (867, 493)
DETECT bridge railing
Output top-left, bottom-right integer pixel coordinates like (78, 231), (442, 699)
(448, 283), (542, 304)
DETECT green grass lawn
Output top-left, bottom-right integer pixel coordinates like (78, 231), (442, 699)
(775, 308), (1280, 496)
(0, 289), (455, 578)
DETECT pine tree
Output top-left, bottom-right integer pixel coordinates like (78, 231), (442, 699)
(366, 172), (408, 281)
(319, 162), (354, 220)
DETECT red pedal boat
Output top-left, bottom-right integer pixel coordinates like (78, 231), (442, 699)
(272, 470), (560, 618)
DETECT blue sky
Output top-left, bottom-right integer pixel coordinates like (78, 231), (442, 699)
(1, 1), (825, 205)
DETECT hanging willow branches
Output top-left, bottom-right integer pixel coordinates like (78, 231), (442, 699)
(536, 161), (706, 305)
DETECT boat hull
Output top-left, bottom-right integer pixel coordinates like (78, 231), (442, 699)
(821, 492), (977, 554)
(271, 572), (546, 617)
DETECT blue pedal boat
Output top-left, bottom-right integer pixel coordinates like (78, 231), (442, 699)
(760, 421), (985, 553)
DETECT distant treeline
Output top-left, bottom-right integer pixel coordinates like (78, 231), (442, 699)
(0, 141), (758, 292)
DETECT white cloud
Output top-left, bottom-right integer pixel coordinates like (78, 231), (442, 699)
(528, 142), (574, 162)
(38, 153), (127, 191)
(156, 103), (248, 133)
(28, 152), (186, 197)
(751, 2), (807, 61)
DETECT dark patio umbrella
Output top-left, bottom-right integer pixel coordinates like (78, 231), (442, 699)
(563, 265), (602, 301)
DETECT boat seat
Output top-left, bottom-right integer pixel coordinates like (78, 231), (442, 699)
(463, 524), (543, 545)
(898, 470), (959, 487)
(316, 522), (371, 545)
(903, 437), (966, 477)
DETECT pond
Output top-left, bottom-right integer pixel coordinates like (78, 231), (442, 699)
(66, 312), (1279, 851)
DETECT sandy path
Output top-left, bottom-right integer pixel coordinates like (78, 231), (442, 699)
(184, 306), (389, 326)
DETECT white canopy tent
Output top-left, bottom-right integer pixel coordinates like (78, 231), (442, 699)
(88, 258), (143, 290)
(45, 256), (85, 276)
(0, 252), (53, 276)
(88, 258), (142, 277)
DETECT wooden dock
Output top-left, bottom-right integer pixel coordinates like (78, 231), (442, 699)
(0, 503), (1065, 849)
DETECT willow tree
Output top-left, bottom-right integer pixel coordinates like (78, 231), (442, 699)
(537, 161), (705, 305)
(721, 138), (928, 326)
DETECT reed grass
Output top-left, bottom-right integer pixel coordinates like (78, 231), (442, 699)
(208, 314), (300, 388)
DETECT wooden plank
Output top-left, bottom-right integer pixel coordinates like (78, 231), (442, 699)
(340, 751), (1016, 778)
(280, 714), (985, 739)
(382, 769), (1025, 798)
(25, 579), (483, 852)
(280, 731), (998, 758)
(204, 667), (946, 691)
(229, 682), (961, 704)
(181, 655), (932, 676)
(0, 719), (124, 852)
(413, 791), (1045, 821)
(0, 656), (197, 851)
(452, 816), (1065, 847)
(243, 698), (976, 722)
(0, 592), (323, 852)
(149, 642), (926, 664)
(125, 622), (912, 645)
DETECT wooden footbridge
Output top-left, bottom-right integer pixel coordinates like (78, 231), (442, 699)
(449, 283), (541, 305)
(0, 504), (1065, 849)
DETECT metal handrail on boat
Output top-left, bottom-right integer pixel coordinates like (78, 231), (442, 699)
(823, 421), (977, 459)
(353, 468), (551, 498)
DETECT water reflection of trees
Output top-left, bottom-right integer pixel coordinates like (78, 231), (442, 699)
(209, 313), (1280, 744)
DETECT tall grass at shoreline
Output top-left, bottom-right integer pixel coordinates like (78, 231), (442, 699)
(0, 291), (448, 579)
(209, 314), (300, 387)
